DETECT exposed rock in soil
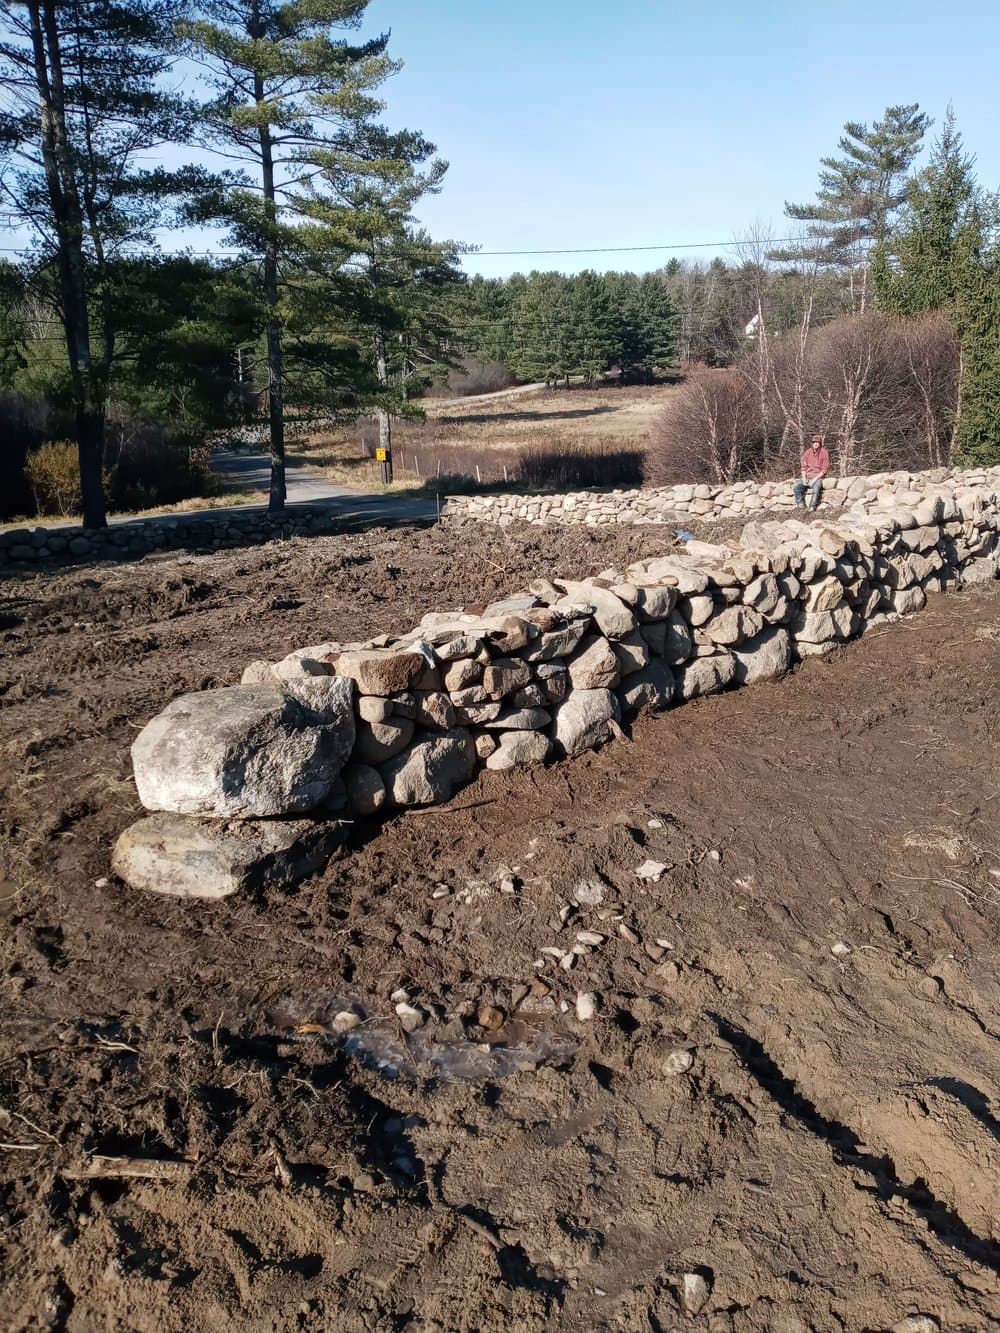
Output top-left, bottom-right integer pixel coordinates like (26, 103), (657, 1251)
(112, 813), (344, 898)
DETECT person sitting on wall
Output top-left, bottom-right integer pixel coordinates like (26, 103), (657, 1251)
(794, 434), (831, 511)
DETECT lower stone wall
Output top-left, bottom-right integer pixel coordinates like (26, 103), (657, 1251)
(112, 479), (1000, 900)
(442, 464), (1000, 527)
(0, 505), (354, 569)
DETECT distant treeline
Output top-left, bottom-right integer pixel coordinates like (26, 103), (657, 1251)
(456, 271), (678, 385)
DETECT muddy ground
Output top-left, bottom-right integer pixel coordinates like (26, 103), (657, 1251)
(1, 521), (999, 1333)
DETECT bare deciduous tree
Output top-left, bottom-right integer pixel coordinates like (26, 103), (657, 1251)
(895, 312), (961, 468)
(654, 309), (963, 485)
(649, 368), (760, 485)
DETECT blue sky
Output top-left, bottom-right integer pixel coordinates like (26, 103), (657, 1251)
(364, 0), (1000, 278)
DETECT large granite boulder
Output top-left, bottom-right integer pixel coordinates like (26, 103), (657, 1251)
(132, 678), (355, 818)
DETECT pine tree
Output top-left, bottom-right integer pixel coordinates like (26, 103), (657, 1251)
(463, 276), (513, 367)
(875, 109), (985, 318)
(180, 0), (397, 510)
(776, 104), (931, 310)
(290, 120), (463, 477)
(875, 109), (1000, 464)
(636, 273), (677, 373)
(957, 245), (1000, 465)
(566, 271), (617, 382)
(0, 1), (200, 526)
(509, 272), (569, 384)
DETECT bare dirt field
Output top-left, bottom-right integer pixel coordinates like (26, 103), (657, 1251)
(1, 520), (999, 1332)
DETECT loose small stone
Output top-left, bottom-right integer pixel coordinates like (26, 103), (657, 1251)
(892, 1318), (939, 1333)
(664, 1048), (694, 1076)
(619, 923), (640, 944)
(331, 1010), (360, 1034)
(575, 992), (598, 1021)
(680, 1271), (711, 1314)
(572, 879), (605, 907)
(831, 940), (852, 956)
(394, 1002), (424, 1033)
(635, 859), (669, 882)
(576, 929), (606, 946)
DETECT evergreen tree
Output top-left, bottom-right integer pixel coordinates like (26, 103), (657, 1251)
(635, 273), (677, 373)
(180, 0), (397, 510)
(0, 259), (28, 390)
(605, 271), (644, 375)
(875, 110), (986, 318)
(462, 276), (513, 367)
(508, 272), (569, 384)
(566, 270), (617, 382)
(957, 245), (1000, 465)
(0, 0), (200, 526)
(776, 104), (931, 310)
(293, 130), (464, 476)
(875, 109), (1000, 464)
(109, 255), (259, 435)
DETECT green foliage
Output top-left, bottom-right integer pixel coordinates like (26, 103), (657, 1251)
(460, 270), (676, 383)
(108, 256), (260, 432)
(955, 248), (1000, 465)
(875, 111), (987, 321)
(0, 0), (215, 523)
(876, 109), (1000, 466)
(462, 277), (514, 367)
(180, 1), (455, 495)
(0, 260), (27, 390)
(778, 104), (931, 291)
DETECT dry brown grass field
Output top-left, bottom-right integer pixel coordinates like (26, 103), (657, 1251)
(288, 382), (678, 491)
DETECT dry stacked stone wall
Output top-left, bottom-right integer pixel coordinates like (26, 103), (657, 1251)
(0, 505), (350, 567)
(113, 474), (1000, 899)
(443, 464), (1000, 527)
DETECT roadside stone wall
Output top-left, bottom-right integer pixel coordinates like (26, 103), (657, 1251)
(0, 506), (348, 569)
(442, 464), (1000, 527)
(113, 479), (1000, 900)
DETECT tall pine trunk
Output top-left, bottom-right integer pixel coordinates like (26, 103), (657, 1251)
(255, 63), (285, 511)
(32, 0), (107, 527)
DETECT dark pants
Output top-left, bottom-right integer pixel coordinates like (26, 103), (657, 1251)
(795, 477), (823, 509)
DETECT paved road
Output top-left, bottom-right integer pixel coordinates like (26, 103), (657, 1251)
(208, 447), (438, 526)
(212, 447), (346, 503)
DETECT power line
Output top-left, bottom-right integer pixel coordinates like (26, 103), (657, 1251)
(0, 235), (806, 259)
(473, 238), (801, 256)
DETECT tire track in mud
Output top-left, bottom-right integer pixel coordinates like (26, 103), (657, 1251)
(710, 1012), (1000, 1275)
